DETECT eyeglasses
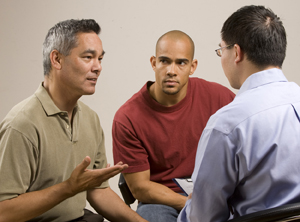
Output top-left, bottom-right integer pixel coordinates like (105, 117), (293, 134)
(215, 44), (234, 57)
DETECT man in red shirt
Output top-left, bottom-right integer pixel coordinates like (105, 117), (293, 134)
(113, 30), (235, 222)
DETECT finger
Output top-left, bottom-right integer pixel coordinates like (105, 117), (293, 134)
(121, 164), (128, 170)
(105, 164), (128, 177)
(115, 161), (124, 166)
(97, 165), (126, 180)
(102, 170), (123, 181)
(90, 164), (129, 183)
(77, 156), (91, 172)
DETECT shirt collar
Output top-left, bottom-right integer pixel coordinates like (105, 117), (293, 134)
(34, 82), (80, 116)
(237, 68), (288, 97)
(143, 78), (192, 113)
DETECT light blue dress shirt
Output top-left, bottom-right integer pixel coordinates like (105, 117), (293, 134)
(178, 68), (300, 222)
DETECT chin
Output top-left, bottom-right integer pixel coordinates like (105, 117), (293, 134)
(163, 89), (180, 95)
(83, 89), (96, 95)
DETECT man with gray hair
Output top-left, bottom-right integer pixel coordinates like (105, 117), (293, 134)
(0, 19), (147, 222)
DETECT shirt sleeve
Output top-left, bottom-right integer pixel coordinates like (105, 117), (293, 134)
(93, 125), (110, 188)
(0, 127), (38, 201)
(112, 118), (149, 174)
(178, 128), (237, 222)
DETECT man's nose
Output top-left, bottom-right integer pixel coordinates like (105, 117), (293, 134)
(92, 59), (102, 75)
(167, 63), (176, 76)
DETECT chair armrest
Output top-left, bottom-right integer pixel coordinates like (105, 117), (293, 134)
(228, 202), (300, 222)
(118, 173), (136, 206)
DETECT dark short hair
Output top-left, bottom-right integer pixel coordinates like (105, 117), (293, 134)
(221, 5), (286, 68)
(43, 19), (101, 75)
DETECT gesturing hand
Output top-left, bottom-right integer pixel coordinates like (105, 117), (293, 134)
(66, 156), (128, 195)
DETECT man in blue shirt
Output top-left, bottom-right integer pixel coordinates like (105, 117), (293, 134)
(178, 5), (300, 222)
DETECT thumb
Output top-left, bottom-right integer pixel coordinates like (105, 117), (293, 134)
(77, 156), (91, 172)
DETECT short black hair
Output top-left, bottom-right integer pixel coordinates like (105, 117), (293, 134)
(221, 5), (286, 68)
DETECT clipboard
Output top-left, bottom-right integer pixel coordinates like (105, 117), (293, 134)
(172, 177), (193, 195)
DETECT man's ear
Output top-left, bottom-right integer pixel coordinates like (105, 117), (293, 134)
(50, 50), (63, 70)
(234, 44), (244, 64)
(190, 59), (198, 76)
(150, 56), (156, 71)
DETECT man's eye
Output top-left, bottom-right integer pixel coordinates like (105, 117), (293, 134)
(177, 61), (186, 65)
(161, 59), (167, 63)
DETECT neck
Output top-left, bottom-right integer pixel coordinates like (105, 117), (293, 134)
(43, 76), (79, 121)
(149, 82), (187, 107)
(237, 61), (279, 89)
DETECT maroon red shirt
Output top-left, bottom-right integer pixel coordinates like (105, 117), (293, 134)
(113, 77), (235, 192)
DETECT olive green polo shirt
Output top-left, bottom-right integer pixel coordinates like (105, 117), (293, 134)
(0, 83), (109, 222)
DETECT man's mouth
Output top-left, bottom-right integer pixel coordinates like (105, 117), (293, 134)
(164, 79), (178, 86)
(87, 78), (97, 82)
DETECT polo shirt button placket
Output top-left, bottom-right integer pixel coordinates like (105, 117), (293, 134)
(60, 112), (72, 140)
(66, 123), (72, 139)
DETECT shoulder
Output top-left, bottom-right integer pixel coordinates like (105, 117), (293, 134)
(205, 91), (265, 135)
(114, 84), (147, 121)
(202, 98), (250, 138)
(188, 78), (235, 107)
(190, 77), (232, 93)
(190, 77), (235, 98)
(77, 100), (102, 129)
(77, 100), (98, 116)
(0, 95), (43, 145)
(1, 95), (40, 129)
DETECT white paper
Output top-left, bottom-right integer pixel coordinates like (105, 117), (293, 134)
(173, 178), (193, 195)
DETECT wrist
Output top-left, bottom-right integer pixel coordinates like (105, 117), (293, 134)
(60, 180), (78, 198)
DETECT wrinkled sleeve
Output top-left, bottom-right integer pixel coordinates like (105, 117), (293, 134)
(0, 127), (38, 201)
(112, 115), (149, 174)
(178, 128), (238, 222)
(93, 124), (109, 188)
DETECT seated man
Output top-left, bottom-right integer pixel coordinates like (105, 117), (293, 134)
(113, 30), (235, 222)
(178, 5), (300, 222)
(0, 19), (147, 222)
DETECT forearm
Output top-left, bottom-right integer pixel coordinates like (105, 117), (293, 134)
(132, 181), (187, 210)
(0, 181), (73, 222)
(87, 188), (147, 222)
(0, 157), (128, 222)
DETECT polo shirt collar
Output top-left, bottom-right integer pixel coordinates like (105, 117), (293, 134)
(34, 82), (81, 116)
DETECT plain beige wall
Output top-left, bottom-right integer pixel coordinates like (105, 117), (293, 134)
(1, 0), (300, 211)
